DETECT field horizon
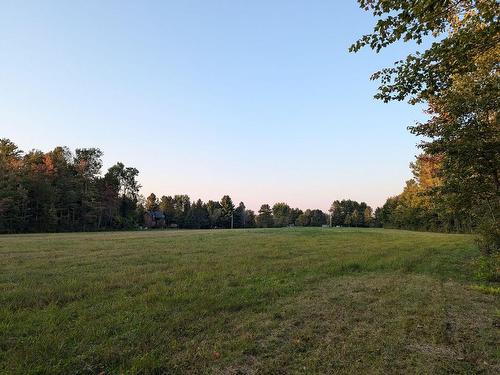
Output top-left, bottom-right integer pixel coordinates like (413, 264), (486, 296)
(1, 228), (498, 374)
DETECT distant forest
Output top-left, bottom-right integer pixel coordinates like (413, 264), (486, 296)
(0, 138), (483, 234)
(0, 138), (382, 233)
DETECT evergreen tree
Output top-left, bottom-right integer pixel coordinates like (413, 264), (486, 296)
(233, 202), (246, 228)
(244, 209), (256, 228)
(220, 195), (235, 228)
(185, 199), (210, 229)
(206, 200), (223, 228)
(145, 193), (160, 212)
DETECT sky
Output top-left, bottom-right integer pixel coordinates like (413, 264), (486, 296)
(0, 0), (429, 211)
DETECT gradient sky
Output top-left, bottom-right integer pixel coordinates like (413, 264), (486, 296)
(0, 0), (429, 211)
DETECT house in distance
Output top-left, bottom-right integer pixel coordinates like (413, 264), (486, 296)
(144, 211), (166, 229)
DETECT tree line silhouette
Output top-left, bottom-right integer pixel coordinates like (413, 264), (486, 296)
(0, 139), (378, 233)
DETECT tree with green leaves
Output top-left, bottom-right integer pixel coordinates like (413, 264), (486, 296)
(344, 214), (352, 227)
(103, 162), (141, 228)
(329, 200), (343, 227)
(289, 208), (303, 226)
(272, 202), (291, 227)
(309, 209), (327, 227)
(295, 211), (310, 227)
(351, 210), (360, 228)
(352, 0), (499, 255)
(0, 139), (26, 233)
(363, 207), (373, 227)
(329, 199), (373, 227)
(74, 148), (104, 230)
(256, 204), (274, 228)
(350, 0), (499, 103)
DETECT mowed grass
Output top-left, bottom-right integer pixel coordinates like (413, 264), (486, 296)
(0, 228), (498, 374)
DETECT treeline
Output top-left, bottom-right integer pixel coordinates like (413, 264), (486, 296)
(377, 153), (483, 234)
(0, 138), (377, 233)
(330, 200), (374, 227)
(143, 193), (254, 229)
(139, 193), (377, 229)
(0, 139), (142, 233)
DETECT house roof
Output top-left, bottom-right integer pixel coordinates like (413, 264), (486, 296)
(146, 211), (165, 219)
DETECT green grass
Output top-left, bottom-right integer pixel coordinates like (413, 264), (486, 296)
(0, 228), (498, 374)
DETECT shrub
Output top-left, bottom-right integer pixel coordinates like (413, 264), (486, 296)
(474, 255), (500, 282)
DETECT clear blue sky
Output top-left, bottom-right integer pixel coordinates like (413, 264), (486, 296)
(0, 0), (428, 211)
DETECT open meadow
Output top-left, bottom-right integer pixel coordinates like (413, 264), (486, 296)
(0, 228), (498, 374)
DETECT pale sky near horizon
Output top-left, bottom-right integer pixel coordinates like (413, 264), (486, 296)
(1, 0), (430, 212)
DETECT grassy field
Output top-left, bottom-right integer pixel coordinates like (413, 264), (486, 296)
(0, 228), (498, 374)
